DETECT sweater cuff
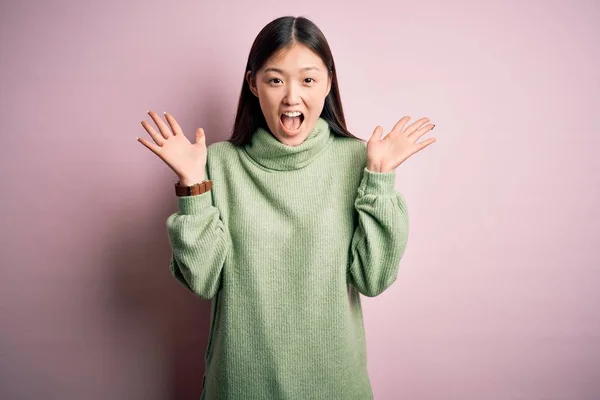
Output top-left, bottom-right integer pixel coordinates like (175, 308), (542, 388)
(177, 191), (213, 215)
(358, 167), (397, 196)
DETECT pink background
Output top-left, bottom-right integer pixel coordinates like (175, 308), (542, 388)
(1, 0), (598, 399)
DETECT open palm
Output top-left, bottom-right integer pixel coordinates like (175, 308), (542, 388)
(137, 111), (207, 184)
(366, 116), (436, 173)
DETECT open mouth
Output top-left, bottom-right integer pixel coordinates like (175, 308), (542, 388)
(280, 112), (304, 133)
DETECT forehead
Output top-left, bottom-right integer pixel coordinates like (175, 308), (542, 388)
(261, 44), (326, 73)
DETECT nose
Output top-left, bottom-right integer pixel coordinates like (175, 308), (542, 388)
(283, 82), (301, 105)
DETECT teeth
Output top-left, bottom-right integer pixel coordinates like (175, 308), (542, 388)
(282, 111), (302, 117)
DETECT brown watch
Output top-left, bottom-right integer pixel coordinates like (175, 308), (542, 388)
(175, 180), (213, 197)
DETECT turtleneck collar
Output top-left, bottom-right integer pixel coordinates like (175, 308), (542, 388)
(242, 117), (334, 171)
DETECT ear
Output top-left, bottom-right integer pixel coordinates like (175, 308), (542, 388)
(246, 71), (258, 97)
(326, 75), (332, 97)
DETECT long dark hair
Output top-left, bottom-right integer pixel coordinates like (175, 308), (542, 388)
(228, 16), (363, 146)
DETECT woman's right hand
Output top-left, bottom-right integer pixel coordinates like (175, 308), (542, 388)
(137, 111), (207, 186)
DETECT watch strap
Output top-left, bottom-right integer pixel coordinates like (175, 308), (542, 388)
(175, 180), (213, 197)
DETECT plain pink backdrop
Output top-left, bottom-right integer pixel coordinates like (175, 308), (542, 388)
(1, 0), (598, 399)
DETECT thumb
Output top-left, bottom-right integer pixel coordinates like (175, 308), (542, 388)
(195, 128), (206, 145)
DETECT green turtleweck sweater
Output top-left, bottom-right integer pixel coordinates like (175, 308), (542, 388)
(166, 117), (409, 399)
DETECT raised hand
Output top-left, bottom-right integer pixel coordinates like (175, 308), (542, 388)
(137, 111), (207, 185)
(366, 116), (436, 173)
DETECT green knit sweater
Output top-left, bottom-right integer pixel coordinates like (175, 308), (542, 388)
(166, 117), (409, 399)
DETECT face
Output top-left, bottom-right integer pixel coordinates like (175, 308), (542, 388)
(246, 43), (332, 147)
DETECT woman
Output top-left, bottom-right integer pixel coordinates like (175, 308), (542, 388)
(137, 15), (436, 400)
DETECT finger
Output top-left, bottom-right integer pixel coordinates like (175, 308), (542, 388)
(403, 117), (430, 136)
(412, 137), (436, 153)
(390, 116), (411, 136)
(408, 123), (435, 141)
(141, 120), (165, 146)
(137, 136), (162, 155)
(147, 110), (173, 140)
(164, 112), (183, 136)
(369, 126), (384, 142)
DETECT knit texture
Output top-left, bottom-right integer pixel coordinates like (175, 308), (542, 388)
(166, 117), (410, 399)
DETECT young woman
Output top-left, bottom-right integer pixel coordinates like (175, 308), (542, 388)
(137, 15), (436, 400)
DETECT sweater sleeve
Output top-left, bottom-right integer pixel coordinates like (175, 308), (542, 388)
(166, 172), (230, 300)
(348, 167), (409, 297)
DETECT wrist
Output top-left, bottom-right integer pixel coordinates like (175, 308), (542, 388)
(367, 163), (395, 173)
(178, 176), (206, 186)
(367, 163), (383, 173)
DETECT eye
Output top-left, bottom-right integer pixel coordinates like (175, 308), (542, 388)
(269, 78), (282, 84)
(304, 78), (315, 84)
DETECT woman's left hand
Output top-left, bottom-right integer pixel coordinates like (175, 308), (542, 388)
(366, 116), (436, 173)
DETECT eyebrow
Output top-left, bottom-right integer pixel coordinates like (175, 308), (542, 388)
(263, 66), (321, 73)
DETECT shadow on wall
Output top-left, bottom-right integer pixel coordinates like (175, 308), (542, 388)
(107, 97), (231, 399)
